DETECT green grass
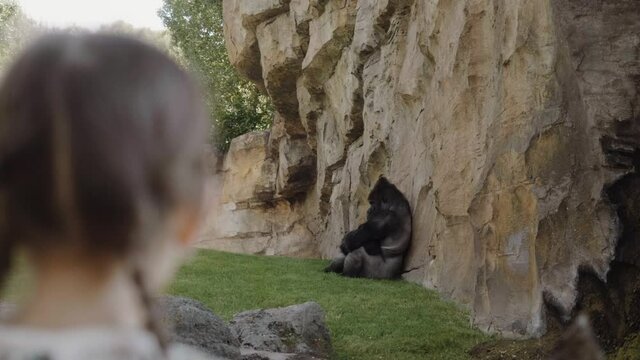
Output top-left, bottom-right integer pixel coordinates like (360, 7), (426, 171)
(1, 255), (33, 303)
(169, 249), (489, 360)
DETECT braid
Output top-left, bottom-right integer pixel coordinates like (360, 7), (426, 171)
(0, 179), (13, 302)
(50, 56), (82, 244)
(0, 233), (14, 304)
(132, 267), (169, 357)
(0, 86), (13, 311)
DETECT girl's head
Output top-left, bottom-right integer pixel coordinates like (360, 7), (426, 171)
(0, 33), (207, 308)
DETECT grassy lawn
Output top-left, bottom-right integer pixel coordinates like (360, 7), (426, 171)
(169, 249), (489, 360)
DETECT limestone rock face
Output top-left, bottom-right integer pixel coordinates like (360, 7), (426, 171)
(220, 0), (640, 337)
(198, 131), (317, 258)
(222, 131), (277, 205)
(275, 136), (316, 198)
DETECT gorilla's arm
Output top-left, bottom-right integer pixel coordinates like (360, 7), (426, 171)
(342, 210), (400, 253)
(341, 224), (374, 253)
(339, 226), (365, 254)
(340, 228), (383, 256)
(370, 209), (402, 230)
(339, 231), (355, 255)
(363, 239), (383, 256)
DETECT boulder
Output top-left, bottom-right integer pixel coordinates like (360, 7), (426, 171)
(230, 302), (332, 359)
(159, 296), (241, 359)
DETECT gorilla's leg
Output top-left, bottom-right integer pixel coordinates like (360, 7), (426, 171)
(343, 248), (405, 279)
(324, 253), (346, 273)
(342, 248), (366, 277)
(363, 255), (404, 279)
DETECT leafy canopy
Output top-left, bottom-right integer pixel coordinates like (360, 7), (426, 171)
(0, 0), (37, 73)
(159, 0), (273, 151)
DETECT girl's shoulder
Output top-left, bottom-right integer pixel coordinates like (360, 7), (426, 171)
(0, 326), (224, 360)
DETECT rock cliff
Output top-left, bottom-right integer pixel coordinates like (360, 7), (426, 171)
(208, 0), (640, 337)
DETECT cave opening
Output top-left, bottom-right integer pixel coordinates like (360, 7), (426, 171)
(570, 128), (640, 353)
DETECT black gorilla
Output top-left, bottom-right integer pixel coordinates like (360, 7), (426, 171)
(325, 177), (412, 279)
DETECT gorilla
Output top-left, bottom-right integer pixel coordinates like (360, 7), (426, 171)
(324, 177), (412, 279)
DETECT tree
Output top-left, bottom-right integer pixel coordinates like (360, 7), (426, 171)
(159, 0), (273, 151)
(98, 21), (184, 65)
(0, 1), (18, 62)
(0, 1), (36, 73)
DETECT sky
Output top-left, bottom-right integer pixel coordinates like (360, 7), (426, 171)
(16, 0), (166, 30)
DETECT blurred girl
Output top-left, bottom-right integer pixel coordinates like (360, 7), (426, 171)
(0, 33), (217, 359)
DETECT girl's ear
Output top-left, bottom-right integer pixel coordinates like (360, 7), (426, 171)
(176, 208), (201, 247)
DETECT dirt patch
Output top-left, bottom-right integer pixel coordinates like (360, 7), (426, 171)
(469, 337), (556, 360)
(469, 316), (563, 360)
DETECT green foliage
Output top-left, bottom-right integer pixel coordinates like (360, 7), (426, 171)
(159, 0), (272, 151)
(0, 1), (18, 28)
(1, 253), (32, 303)
(170, 250), (489, 360)
(0, 1), (19, 47)
(0, 0), (35, 73)
(98, 21), (184, 65)
(612, 334), (640, 360)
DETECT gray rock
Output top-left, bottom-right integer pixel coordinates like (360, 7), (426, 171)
(159, 296), (241, 359)
(230, 302), (332, 359)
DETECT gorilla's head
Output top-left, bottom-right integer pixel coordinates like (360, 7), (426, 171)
(368, 177), (403, 211)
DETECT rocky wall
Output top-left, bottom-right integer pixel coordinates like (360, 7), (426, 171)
(197, 131), (317, 257)
(214, 0), (640, 337)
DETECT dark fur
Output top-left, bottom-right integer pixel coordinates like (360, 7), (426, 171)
(325, 177), (412, 279)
